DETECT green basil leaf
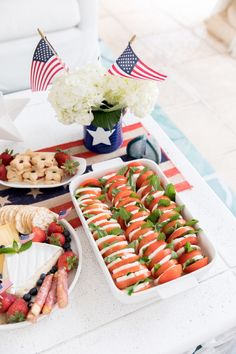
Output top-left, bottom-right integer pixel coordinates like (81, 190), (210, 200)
(112, 188), (120, 197)
(184, 242), (194, 253)
(174, 205), (185, 213)
(141, 220), (154, 229)
(185, 219), (199, 227)
(126, 277), (151, 296)
(98, 178), (106, 185)
(165, 241), (174, 250)
(119, 207), (132, 221)
(145, 195), (154, 206)
(158, 199), (171, 207)
(157, 232), (166, 241)
(0, 247), (16, 254)
(139, 256), (150, 264)
(104, 255), (121, 263)
(97, 194), (106, 201)
(171, 251), (178, 259)
(148, 175), (161, 191)
(19, 241), (32, 253)
(153, 263), (161, 273)
(165, 183), (176, 201)
(108, 228), (123, 235)
(148, 209), (161, 223)
(13, 240), (19, 252)
(117, 166), (128, 176)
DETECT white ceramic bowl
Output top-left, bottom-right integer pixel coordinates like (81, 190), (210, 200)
(0, 219), (82, 330)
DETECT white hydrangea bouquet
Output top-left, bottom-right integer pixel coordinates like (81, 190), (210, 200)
(48, 63), (159, 153)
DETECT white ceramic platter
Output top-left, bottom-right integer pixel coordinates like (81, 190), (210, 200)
(70, 158), (216, 304)
(0, 157), (86, 189)
(0, 219), (82, 330)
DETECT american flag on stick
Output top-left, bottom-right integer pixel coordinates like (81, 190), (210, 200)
(108, 35), (167, 82)
(30, 29), (67, 91)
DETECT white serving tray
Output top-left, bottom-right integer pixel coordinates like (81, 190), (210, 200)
(0, 219), (82, 330)
(69, 158), (216, 304)
(0, 157), (86, 189)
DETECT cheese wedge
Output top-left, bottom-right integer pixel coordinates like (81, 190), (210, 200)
(3, 243), (63, 296)
(0, 223), (19, 273)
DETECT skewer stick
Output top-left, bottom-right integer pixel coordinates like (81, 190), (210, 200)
(37, 28), (58, 55)
(129, 35), (136, 45)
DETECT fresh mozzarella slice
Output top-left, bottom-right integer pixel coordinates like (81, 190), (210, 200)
(177, 245), (200, 257)
(75, 187), (101, 194)
(3, 243), (63, 296)
(87, 213), (111, 224)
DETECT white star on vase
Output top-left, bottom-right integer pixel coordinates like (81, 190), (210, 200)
(87, 127), (115, 146)
(27, 188), (43, 199)
(0, 195), (11, 207)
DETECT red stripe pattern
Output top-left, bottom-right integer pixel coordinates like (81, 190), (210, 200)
(108, 43), (167, 82)
(0, 122), (191, 229)
(30, 38), (66, 92)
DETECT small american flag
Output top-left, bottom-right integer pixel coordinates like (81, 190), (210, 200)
(30, 38), (66, 91)
(108, 43), (167, 82)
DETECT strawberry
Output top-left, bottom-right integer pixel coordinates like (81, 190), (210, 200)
(54, 149), (71, 167)
(0, 149), (14, 166)
(57, 251), (78, 272)
(62, 159), (79, 176)
(6, 298), (28, 323)
(0, 161), (7, 181)
(0, 292), (17, 313)
(47, 221), (64, 235)
(32, 226), (47, 243)
(48, 233), (65, 247)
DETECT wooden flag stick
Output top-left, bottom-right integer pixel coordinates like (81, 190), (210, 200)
(37, 28), (58, 55)
(129, 35), (136, 45)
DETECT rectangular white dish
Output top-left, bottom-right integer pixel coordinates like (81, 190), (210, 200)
(69, 158), (216, 304)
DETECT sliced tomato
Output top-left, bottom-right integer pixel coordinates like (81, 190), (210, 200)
(159, 210), (180, 223)
(116, 197), (140, 208)
(154, 259), (178, 278)
(136, 171), (154, 189)
(87, 213), (111, 224)
(106, 175), (127, 185)
(158, 203), (177, 212)
(115, 269), (151, 290)
(142, 240), (167, 258)
(138, 235), (160, 255)
(149, 247), (170, 269)
(184, 257), (208, 273)
(129, 210), (150, 223)
(125, 220), (145, 238)
(149, 195), (170, 212)
(127, 162), (144, 168)
(167, 226), (195, 242)
(113, 189), (136, 206)
(156, 264), (182, 284)
(107, 181), (129, 200)
(124, 205), (140, 214)
(102, 242), (128, 258)
(98, 235), (126, 250)
(79, 178), (102, 187)
(112, 262), (145, 280)
(174, 236), (199, 251)
(107, 254), (139, 271)
(178, 250), (202, 265)
(163, 218), (186, 235)
(128, 227), (153, 242)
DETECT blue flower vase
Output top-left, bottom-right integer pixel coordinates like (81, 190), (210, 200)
(83, 119), (123, 154)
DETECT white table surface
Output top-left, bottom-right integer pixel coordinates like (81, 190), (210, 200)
(1, 90), (236, 354)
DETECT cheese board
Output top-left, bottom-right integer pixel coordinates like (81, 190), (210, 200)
(0, 205), (82, 329)
(70, 158), (216, 304)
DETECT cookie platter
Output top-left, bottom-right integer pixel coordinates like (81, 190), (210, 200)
(70, 158), (216, 304)
(0, 148), (86, 188)
(0, 205), (82, 330)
